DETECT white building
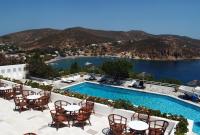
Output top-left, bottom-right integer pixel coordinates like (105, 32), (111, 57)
(0, 64), (26, 80)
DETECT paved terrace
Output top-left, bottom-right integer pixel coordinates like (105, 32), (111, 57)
(0, 78), (193, 135)
(0, 98), (108, 135)
(0, 79), (179, 135)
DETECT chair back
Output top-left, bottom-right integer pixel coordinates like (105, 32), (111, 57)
(14, 96), (27, 105)
(38, 90), (51, 102)
(24, 133), (37, 135)
(38, 90), (51, 97)
(131, 112), (150, 123)
(108, 114), (127, 135)
(4, 89), (14, 99)
(22, 90), (36, 97)
(50, 110), (67, 123)
(36, 96), (49, 105)
(78, 110), (92, 121)
(54, 100), (71, 113)
(13, 85), (23, 96)
(149, 120), (169, 135)
(108, 114), (127, 126)
(79, 99), (95, 113)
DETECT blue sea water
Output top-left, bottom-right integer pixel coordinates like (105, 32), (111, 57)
(66, 82), (200, 134)
(50, 57), (200, 84)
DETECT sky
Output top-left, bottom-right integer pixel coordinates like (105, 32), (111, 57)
(0, 0), (200, 39)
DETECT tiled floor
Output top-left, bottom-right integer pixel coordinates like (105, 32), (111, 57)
(0, 98), (109, 135)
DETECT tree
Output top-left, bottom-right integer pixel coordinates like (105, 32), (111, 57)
(101, 59), (132, 79)
(69, 62), (81, 74)
(27, 53), (58, 79)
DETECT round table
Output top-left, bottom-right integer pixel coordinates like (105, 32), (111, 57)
(26, 95), (41, 100)
(0, 86), (12, 91)
(128, 120), (149, 131)
(63, 105), (81, 112)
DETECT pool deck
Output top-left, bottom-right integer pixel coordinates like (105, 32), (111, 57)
(54, 75), (200, 108)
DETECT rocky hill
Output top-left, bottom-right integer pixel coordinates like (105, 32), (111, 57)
(0, 27), (200, 60)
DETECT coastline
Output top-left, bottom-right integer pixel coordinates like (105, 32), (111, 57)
(46, 55), (200, 63)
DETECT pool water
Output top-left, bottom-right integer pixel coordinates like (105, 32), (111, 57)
(66, 82), (200, 134)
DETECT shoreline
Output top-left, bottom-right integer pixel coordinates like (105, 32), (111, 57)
(46, 55), (200, 63)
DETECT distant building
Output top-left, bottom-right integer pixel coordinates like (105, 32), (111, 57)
(0, 64), (27, 80)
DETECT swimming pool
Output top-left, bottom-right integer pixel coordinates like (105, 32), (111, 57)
(65, 82), (200, 134)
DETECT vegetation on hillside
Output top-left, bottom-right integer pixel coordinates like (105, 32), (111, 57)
(0, 53), (24, 66)
(101, 60), (133, 79)
(27, 53), (58, 79)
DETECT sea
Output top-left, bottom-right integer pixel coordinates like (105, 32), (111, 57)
(49, 56), (200, 84)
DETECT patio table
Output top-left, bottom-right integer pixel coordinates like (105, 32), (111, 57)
(26, 95), (41, 109)
(128, 120), (149, 131)
(0, 86), (12, 91)
(26, 95), (41, 100)
(63, 105), (81, 112)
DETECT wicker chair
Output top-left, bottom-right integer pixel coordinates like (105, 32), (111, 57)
(34, 96), (49, 111)
(73, 110), (92, 130)
(14, 96), (28, 113)
(79, 99), (95, 114)
(108, 114), (127, 135)
(13, 85), (23, 96)
(131, 112), (150, 123)
(50, 110), (70, 130)
(22, 90), (36, 97)
(4, 89), (14, 100)
(148, 120), (169, 135)
(38, 90), (51, 102)
(54, 100), (71, 114)
(23, 133), (37, 135)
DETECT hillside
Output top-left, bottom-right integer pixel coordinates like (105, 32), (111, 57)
(0, 27), (200, 60)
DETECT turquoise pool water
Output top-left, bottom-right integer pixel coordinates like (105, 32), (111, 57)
(66, 82), (200, 134)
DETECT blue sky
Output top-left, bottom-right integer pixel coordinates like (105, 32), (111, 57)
(0, 0), (200, 39)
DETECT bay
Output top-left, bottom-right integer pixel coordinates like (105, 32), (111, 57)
(49, 56), (200, 84)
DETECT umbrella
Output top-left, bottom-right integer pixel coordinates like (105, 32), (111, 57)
(187, 80), (200, 87)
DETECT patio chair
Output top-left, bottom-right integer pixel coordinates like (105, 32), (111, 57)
(73, 110), (92, 130)
(148, 120), (169, 135)
(4, 89), (14, 100)
(108, 114), (127, 135)
(38, 90), (51, 102)
(54, 100), (71, 114)
(34, 96), (49, 111)
(22, 90), (36, 97)
(13, 85), (23, 96)
(128, 80), (137, 87)
(23, 133), (37, 135)
(14, 96), (28, 113)
(79, 99), (95, 114)
(132, 81), (145, 89)
(50, 110), (70, 130)
(131, 112), (150, 123)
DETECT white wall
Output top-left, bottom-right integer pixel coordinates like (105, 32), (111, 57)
(0, 64), (26, 80)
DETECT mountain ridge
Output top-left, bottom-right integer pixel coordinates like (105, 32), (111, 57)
(0, 27), (200, 60)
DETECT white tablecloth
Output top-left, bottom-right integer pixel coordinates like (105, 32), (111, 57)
(128, 120), (149, 131)
(63, 105), (81, 112)
(0, 86), (12, 91)
(26, 95), (41, 100)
